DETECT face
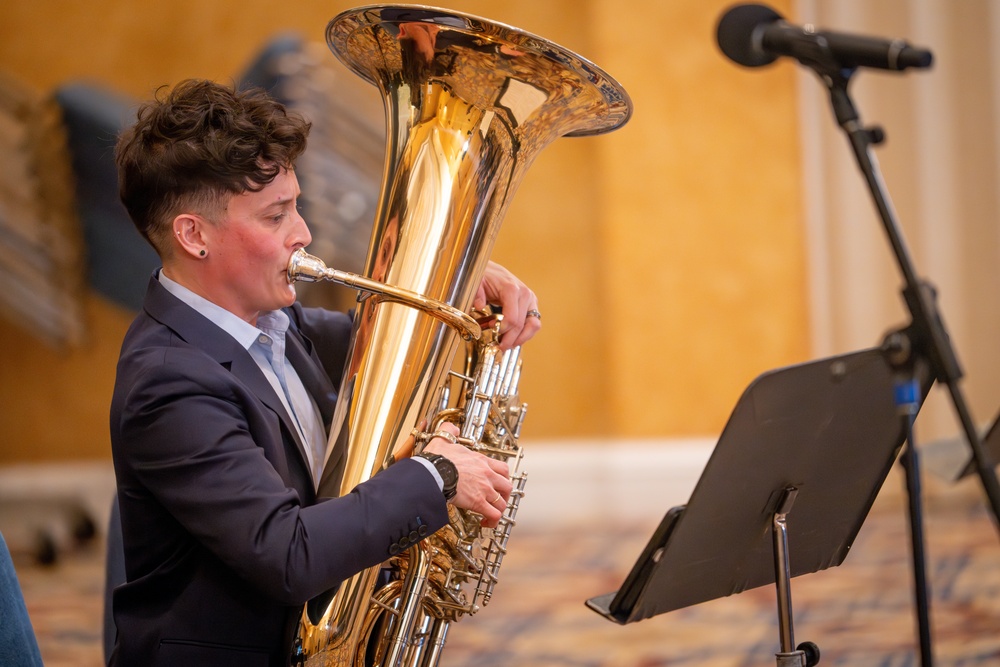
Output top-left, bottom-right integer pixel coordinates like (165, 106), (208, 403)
(200, 168), (312, 323)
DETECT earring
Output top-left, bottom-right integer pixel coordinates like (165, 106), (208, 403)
(199, 250), (206, 257)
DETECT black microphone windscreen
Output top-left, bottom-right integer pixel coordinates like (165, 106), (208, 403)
(716, 3), (783, 68)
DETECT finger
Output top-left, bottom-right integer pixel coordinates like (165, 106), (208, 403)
(484, 456), (510, 478)
(436, 421), (460, 437)
(496, 285), (525, 348)
(473, 283), (487, 311)
(473, 485), (504, 526)
(479, 503), (503, 528)
(486, 475), (513, 503)
(479, 262), (529, 343)
(424, 424), (461, 453)
(487, 490), (506, 509)
(503, 306), (541, 349)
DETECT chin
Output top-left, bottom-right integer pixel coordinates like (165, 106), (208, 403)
(279, 284), (298, 308)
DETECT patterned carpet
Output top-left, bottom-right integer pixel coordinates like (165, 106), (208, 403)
(9, 469), (1000, 666)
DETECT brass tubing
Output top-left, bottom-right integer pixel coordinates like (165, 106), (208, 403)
(287, 249), (481, 341)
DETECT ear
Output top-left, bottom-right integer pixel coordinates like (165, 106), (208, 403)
(173, 214), (209, 259)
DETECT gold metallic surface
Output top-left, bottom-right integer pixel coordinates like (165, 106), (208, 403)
(288, 248), (482, 341)
(290, 5), (631, 666)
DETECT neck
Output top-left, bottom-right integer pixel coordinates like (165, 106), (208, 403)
(160, 264), (259, 326)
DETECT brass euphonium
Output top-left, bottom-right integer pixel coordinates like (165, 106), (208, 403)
(288, 5), (632, 666)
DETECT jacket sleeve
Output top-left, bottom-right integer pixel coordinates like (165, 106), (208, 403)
(118, 349), (450, 605)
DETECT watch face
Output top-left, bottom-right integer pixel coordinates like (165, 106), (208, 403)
(439, 460), (458, 485)
(438, 457), (458, 499)
(420, 453), (458, 500)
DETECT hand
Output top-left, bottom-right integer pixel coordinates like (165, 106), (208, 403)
(474, 262), (541, 350)
(423, 423), (512, 528)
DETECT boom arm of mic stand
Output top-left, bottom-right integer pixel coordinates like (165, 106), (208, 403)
(822, 71), (1000, 531)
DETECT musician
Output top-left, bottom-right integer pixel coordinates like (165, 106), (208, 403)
(108, 79), (541, 667)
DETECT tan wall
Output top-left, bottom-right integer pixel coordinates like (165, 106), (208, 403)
(593, 1), (809, 435)
(0, 0), (807, 461)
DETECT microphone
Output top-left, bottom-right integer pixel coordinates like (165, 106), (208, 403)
(716, 3), (932, 73)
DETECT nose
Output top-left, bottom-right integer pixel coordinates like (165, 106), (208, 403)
(292, 208), (312, 248)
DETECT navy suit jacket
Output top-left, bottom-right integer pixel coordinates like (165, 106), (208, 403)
(109, 275), (449, 667)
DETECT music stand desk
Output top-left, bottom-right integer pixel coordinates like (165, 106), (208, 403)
(588, 348), (923, 661)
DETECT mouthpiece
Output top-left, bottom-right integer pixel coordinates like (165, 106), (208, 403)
(286, 248), (330, 284)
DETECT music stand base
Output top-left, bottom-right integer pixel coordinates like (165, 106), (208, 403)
(779, 642), (821, 667)
(776, 651), (806, 667)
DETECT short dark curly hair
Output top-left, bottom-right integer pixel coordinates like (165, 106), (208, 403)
(115, 79), (311, 255)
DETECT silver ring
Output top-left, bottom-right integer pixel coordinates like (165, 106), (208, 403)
(526, 309), (542, 320)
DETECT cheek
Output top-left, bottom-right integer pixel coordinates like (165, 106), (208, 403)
(232, 234), (283, 270)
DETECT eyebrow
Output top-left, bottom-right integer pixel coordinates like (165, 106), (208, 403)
(260, 195), (298, 213)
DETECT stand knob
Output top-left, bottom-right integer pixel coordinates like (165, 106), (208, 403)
(797, 641), (821, 666)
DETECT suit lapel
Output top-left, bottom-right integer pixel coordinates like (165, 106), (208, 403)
(142, 275), (315, 494)
(226, 352), (313, 465)
(284, 321), (344, 487)
(284, 330), (335, 432)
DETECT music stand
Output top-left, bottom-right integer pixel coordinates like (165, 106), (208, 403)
(956, 408), (1000, 480)
(587, 347), (930, 666)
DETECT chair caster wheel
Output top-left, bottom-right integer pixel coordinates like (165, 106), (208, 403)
(34, 530), (57, 566)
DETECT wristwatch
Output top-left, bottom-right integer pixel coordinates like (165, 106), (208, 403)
(416, 452), (458, 501)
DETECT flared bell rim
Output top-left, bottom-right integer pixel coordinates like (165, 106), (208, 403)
(325, 3), (633, 137)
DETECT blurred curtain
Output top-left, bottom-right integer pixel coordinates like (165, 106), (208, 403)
(797, 0), (1000, 443)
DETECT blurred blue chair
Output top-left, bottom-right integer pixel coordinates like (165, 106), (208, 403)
(54, 82), (158, 312)
(0, 531), (44, 667)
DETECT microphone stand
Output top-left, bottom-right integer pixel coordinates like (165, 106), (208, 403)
(809, 57), (1000, 667)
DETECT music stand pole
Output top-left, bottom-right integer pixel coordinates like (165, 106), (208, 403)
(900, 419), (934, 666)
(821, 71), (1000, 532)
(885, 338), (935, 666)
(773, 487), (798, 659)
(772, 487), (820, 667)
